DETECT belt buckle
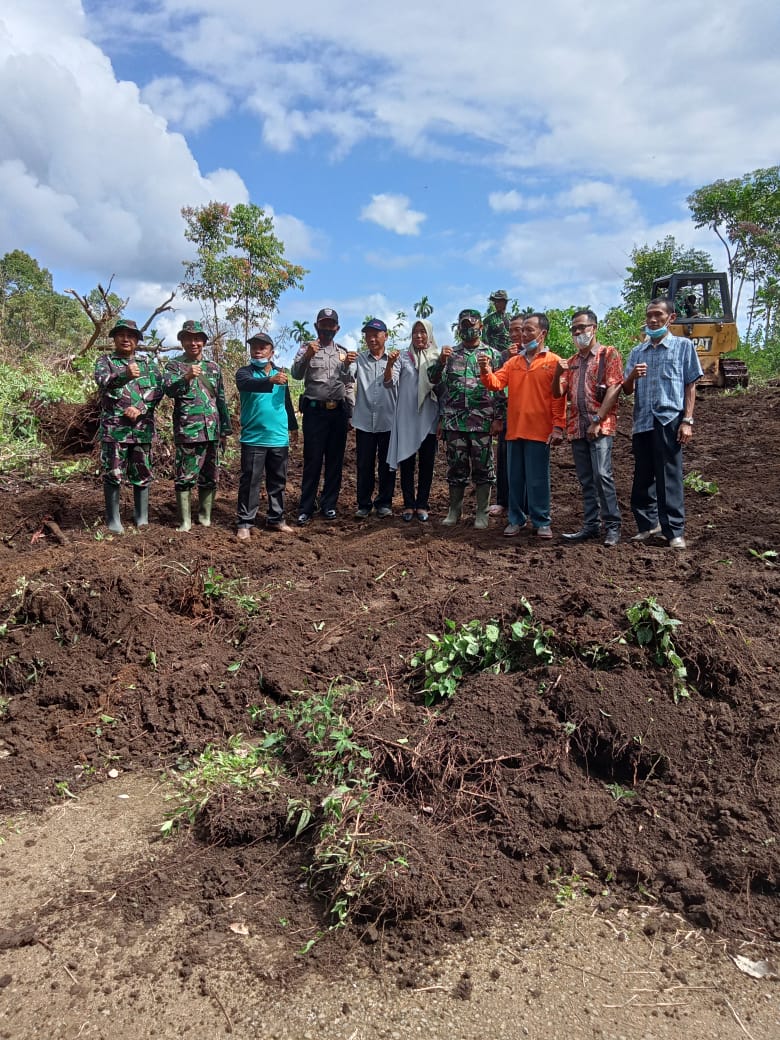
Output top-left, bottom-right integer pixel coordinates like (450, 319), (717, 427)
(325, 400), (338, 410)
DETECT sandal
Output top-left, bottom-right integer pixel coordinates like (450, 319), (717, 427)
(402, 510), (415, 522)
(416, 510), (429, 523)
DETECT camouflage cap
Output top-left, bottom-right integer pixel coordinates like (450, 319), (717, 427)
(458, 308), (482, 322)
(247, 331), (274, 347)
(489, 289), (509, 301)
(108, 318), (143, 340)
(177, 319), (209, 343)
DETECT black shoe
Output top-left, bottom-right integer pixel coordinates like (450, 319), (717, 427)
(297, 513), (311, 527)
(321, 508), (337, 522)
(561, 528), (600, 543)
(604, 530), (621, 547)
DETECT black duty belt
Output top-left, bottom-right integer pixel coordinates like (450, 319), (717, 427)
(305, 398), (342, 410)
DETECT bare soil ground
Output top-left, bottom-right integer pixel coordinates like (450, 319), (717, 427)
(0, 387), (778, 1038)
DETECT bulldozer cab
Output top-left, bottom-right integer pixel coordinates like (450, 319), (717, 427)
(650, 272), (748, 388)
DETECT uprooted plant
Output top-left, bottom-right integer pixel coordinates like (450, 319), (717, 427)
(625, 596), (691, 703)
(409, 597), (557, 705)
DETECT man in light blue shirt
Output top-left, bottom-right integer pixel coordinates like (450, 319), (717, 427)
(352, 319), (399, 518)
(623, 297), (703, 549)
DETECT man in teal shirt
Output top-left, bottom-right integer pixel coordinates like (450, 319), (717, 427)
(235, 332), (298, 539)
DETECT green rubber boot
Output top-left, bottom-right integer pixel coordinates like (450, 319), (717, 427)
(474, 484), (491, 529)
(442, 485), (465, 526)
(176, 490), (192, 532)
(103, 480), (124, 534)
(133, 486), (150, 527)
(198, 487), (216, 527)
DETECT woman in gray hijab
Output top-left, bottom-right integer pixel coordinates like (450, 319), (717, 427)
(383, 319), (442, 522)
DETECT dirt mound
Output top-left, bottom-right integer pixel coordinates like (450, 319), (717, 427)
(1, 387), (779, 974)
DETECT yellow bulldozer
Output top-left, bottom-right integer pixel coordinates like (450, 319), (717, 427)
(651, 271), (749, 388)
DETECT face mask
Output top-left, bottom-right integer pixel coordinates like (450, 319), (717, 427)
(645, 325), (667, 340)
(318, 328), (336, 344)
(524, 339), (539, 353)
(250, 357), (270, 367)
(574, 332), (592, 349)
(460, 325), (480, 343)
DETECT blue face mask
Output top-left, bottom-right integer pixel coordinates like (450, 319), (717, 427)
(250, 356), (271, 367)
(524, 339), (539, 353)
(645, 325), (667, 340)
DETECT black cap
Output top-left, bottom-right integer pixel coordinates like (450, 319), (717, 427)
(247, 331), (274, 347)
(316, 307), (339, 324)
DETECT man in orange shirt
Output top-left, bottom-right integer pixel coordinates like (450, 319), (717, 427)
(552, 309), (624, 546)
(479, 313), (565, 538)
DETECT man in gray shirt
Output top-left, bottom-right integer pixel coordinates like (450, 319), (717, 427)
(353, 318), (399, 518)
(291, 307), (357, 525)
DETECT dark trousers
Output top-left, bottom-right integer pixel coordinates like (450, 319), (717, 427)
(355, 429), (395, 510)
(506, 438), (550, 529)
(236, 444), (289, 527)
(570, 435), (621, 533)
(399, 433), (437, 510)
(495, 427), (508, 507)
(631, 416), (685, 539)
(299, 405), (349, 515)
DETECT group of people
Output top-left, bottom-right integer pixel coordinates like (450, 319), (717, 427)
(94, 291), (703, 548)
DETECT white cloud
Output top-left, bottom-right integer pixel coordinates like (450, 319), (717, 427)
(488, 191), (523, 213)
(96, 0), (780, 183)
(360, 193), (426, 236)
(141, 76), (231, 133)
(263, 206), (322, 262)
(0, 5), (248, 287)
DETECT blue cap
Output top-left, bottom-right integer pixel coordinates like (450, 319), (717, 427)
(362, 318), (388, 333)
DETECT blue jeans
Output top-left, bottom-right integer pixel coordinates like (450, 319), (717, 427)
(506, 439), (551, 529)
(570, 435), (621, 533)
(631, 417), (685, 539)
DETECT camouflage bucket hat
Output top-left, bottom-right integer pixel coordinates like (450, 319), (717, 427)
(177, 319), (209, 343)
(489, 289), (509, 301)
(108, 318), (143, 341)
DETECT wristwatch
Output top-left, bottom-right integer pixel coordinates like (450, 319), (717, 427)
(591, 414), (601, 424)
(680, 417), (694, 426)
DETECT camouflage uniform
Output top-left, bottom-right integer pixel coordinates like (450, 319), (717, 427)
(163, 355), (232, 490)
(94, 353), (164, 487)
(481, 308), (511, 352)
(429, 342), (506, 485)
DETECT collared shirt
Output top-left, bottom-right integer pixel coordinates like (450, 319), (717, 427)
(163, 354), (232, 444)
(429, 341), (506, 432)
(235, 363), (298, 447)
(624, 334), (703, 433)
(481, 347), (565, 442)
(558, 343), (623, 439)
(290, 341), (355, 402)
(352, 350), (398, 433)
(94, 352), (164, 444)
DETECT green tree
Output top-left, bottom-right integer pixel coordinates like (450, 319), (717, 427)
(0, 250), (94, 356)
(622, 236), (714, 312)
(180, 201), (307, 360)
(413, 296), (433, 319)
(291, 320), (313, 345)
(687, 167), (780, 326)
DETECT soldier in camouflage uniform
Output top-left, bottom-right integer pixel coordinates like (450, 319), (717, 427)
(163, 320), (232, 532)
(94, 318), (164, 533)
(481, 289), (511, 352)
(428, 309), (506, 529)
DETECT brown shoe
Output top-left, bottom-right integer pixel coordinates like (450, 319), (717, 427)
(236, 526), (251, 540)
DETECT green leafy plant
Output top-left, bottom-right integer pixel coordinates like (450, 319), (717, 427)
(625, 597), (690, 703)
(161, 734), (281, 836)
(410, 598), (557, 705)
(201, 567), (262, 613)
(683, 470), (719, 495)
(604, 782), (636, 801)
(748, 548), (778, 567)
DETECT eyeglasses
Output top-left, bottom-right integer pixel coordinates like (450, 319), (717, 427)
(570, 324), (594, 334)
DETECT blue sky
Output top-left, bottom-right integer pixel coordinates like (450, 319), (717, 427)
(1, 0), (779, 357)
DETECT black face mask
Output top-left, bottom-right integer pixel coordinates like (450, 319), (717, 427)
(317, 327), (336, 344)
